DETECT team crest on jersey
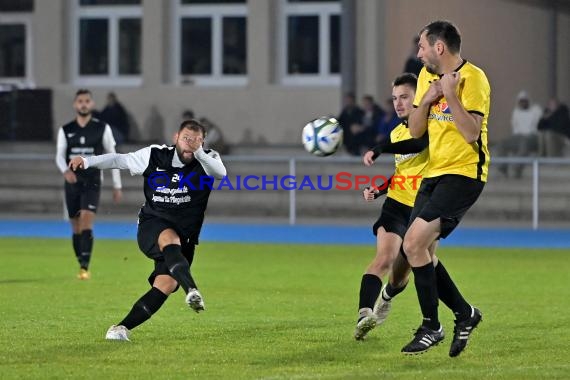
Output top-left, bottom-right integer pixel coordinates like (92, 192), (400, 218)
(433, 102), (452, 114)
(429, 101), (454, 122)
(79, 136), (86, 145)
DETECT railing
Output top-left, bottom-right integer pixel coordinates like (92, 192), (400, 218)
(1, 153), (569, 229)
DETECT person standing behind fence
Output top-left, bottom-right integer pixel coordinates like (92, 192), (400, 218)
(496, 91), (542, 178)
(100, 92), (130, 146)
(55, 89), (123, 280)
(537, 97), (570, 157)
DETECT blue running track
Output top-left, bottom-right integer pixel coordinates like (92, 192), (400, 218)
(0, 220), (568, 248)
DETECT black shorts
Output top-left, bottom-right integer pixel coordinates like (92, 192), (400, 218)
(64, 177), (101, 218)
(372, 197), (412, 239)
(410, 174), (485, 239)
(137, 213), (196, 292)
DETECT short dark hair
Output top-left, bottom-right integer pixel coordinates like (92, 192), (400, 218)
(179, 119), (207, 137)
(421, 20), (461, 54)
(393, 73), (418, 90)
(75, 88), (92, 98)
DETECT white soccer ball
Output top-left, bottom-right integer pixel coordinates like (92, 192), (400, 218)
(302, 117), (343, 157)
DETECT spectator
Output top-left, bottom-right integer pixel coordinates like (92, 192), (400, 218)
(537, 97), (570, 157)
(496, 90), (542, 178)
(354, 95), (384, 152)
(375, 97), (400, 144)
(182, 109), (195, 120)
(99, 92), (130, 146)
(403, 36), (423, 77)
(200, 117), (229, 155)
(337, 92), (364, 156)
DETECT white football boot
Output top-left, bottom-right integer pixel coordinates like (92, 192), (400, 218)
(354, 308), (377, 340)
(373, 288), (392, 326)
(105, 325), (130, 341)
(186, 288), (205, 313)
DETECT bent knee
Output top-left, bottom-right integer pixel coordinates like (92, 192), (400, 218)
(153, 275), (178, 295)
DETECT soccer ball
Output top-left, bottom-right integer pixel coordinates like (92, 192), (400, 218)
(302, 117), (343, 156)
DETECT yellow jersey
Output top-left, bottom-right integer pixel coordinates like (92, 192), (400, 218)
(414, 61), (491, 182)
(387, 122), (429, 207)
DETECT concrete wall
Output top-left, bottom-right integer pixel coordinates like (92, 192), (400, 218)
(21, 0), (569, 145)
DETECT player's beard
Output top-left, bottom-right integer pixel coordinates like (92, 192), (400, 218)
(176, 145), (194, 164)
(424, 62), (438, 74)
(77, 109), (91, 117)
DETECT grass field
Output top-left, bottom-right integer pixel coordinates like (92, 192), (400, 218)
(0, 237), (569, 379)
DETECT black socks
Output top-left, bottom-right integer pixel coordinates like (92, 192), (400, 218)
(73, 229), (93, 270)
(358, 274), (382, 310)
(384, 281), (407, 301)
(412, 263), (440, 330)
(118, 287), (168, 330)
(162, 244), (197, 294)
(435, 261), (471, 321)
(72, 233), (82, 262)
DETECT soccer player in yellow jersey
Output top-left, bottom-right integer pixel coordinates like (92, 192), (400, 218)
(354, 73), (474, 343)
(401, 20), (489, 356)
(353, 73), (427, 340)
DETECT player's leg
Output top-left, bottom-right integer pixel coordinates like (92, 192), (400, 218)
(65, 181), (86, 277)
(158, 229), (204, 312)
(75, 210), (95, 278)
(76, 180), (100, 278)
(354, 227), (401, 340)
(400, 177), (453, 354)
(106, 275), (176, 341)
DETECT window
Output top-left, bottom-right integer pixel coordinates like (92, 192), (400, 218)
(173, 0), (248, 86)
(0, 15), (32, 86)
(279, 0), (340, 85)
(0, 0), (33, 12)
(72, 0), (142, 86)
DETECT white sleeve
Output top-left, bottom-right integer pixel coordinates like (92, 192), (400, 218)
(83, 146), (152, 176)
(55, 128), (69, 174)
(194, 146), (227, 179)
(101, 124), (122, 189)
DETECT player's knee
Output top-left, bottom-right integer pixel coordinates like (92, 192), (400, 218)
(402, 237), (419, 258)
(154, 275), (178, 295)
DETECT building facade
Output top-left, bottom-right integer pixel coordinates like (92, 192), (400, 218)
(1, 0), (569, 145)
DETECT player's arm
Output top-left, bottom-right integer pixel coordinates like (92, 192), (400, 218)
(409, 81), (443, 138)
(101, 124), (123, 197)
(55, 128), (76, 184)
(69, 146), (151, 176)
(363, 175), (393, 201)
(440, 72), (483, 144)
(194, 147), (227, 179)
(373, 132), (428, 157)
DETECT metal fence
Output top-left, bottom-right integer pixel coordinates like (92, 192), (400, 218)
(1, 153), (569, 229)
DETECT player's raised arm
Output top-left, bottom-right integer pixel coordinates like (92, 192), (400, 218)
(69, 146), (152, 176)
(440, 72), (483, 144)
(409, 81), (442, 138)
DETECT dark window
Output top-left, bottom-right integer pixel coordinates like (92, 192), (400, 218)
(222, 17), (246, 75)
(181, 18), (212, 75)
(118, 18), (141, 75)
(79, 19), (109, 75)
(287, 16), (319, 74)
(0, 24), (25, 77)
(79, 0), (140, 5)
(287, 0), (338, 2)
(329, 14), (340, 74)
(181, 0), (245, 4)
(0, 0), (34, 12)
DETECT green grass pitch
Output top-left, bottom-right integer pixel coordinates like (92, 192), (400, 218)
(0, 237), (569, 379)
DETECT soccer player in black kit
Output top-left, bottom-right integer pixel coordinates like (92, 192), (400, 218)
(55, 89), (123, 280)
(69, 119), (227, 341)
